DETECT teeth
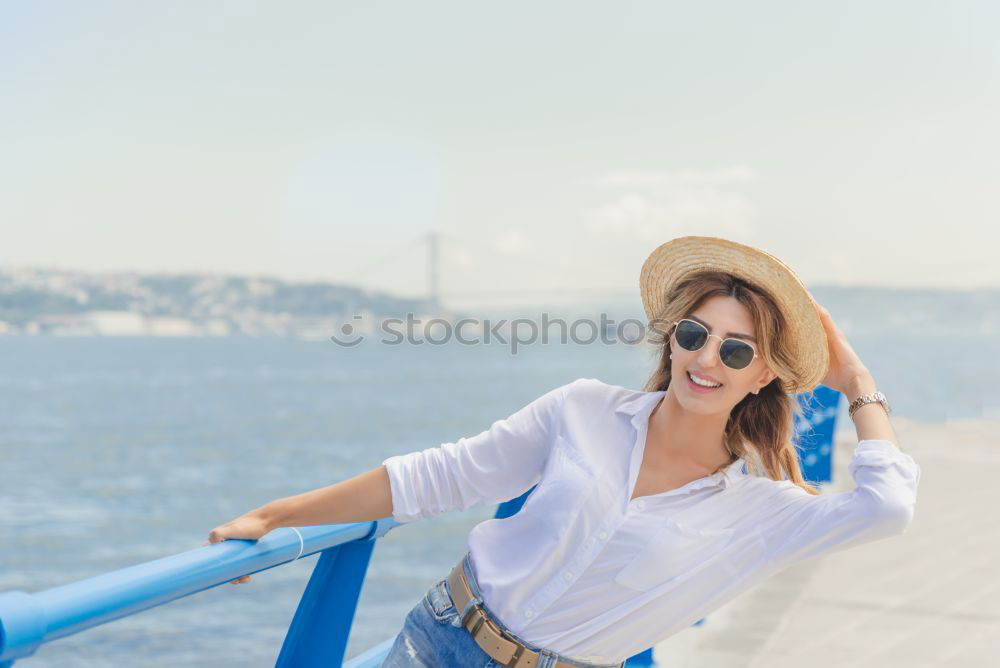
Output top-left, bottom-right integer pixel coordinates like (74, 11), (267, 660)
(689, 372), (721, 388)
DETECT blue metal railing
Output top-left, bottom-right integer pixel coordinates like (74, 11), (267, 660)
(0, 519), (396, 667)
(0, 388), (841, 667)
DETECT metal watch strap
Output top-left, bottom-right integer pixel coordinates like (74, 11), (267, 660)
(848, 390), (890, 418)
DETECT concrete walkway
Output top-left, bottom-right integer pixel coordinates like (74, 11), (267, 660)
(651, 416), (1000, 668)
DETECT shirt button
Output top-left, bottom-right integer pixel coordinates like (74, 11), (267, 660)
(525, 609), (534, 618)
(563, 572), (572, 581)
(636, 500), (646, 510)
(598, 531), (608, 540)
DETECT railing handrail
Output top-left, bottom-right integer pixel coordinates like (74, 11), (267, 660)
(0, 517), (399, 665)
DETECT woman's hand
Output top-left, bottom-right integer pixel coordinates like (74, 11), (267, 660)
(810, 297), (872, 394)
(203, 513), (273, 585)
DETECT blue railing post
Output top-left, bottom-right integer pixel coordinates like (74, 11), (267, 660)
(624, 647), (655, 666)
(794, 385), (842, 485)
(276, 540), (375, 666)
(276, 518), (392, 667)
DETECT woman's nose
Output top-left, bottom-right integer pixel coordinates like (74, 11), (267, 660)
(696, 337), (724, 368)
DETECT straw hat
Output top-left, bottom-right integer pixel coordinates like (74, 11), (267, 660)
(639, 235), (829, 395)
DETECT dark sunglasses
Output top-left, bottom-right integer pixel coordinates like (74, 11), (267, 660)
(671, 319), (759, 370)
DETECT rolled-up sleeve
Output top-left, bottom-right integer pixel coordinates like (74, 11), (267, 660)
(380, 381), (572, 523)
(761, 439), (922, 569)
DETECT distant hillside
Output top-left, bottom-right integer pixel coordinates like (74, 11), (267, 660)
(0, 267), (433, 337)
(2, 266), (997, 339)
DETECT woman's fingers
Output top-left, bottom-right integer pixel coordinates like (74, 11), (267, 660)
(202, 537), (249, 584)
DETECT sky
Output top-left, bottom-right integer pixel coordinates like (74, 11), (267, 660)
(2, 1), (998, 308)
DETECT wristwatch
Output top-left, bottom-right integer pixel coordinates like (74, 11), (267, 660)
(848, 390), (891, 419)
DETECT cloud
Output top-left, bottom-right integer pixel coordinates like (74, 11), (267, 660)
(490, 228), (529, 255)
(586, 166), (758, 242)
(593, 166), (756, 188)
(451, 246), (475, 270)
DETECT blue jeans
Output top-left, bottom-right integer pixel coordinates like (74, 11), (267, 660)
(382, 551), (625, 668)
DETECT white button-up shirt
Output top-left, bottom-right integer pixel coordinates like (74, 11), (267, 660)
(381, 378), (922, 664)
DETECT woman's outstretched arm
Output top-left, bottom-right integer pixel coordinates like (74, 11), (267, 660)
(205, 465), (395, 584)
(206, 377), (575, 583)
(209, 465), (395, 542)
(258, 464), (395, 529)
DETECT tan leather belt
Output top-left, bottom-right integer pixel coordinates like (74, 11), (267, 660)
(446, 555), (607, 668)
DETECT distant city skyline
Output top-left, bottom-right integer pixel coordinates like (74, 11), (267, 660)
(4, 264), (997, 342)
(2, 1), (998, 308)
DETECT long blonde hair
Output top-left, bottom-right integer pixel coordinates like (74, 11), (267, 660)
(643, 269), (821, 495)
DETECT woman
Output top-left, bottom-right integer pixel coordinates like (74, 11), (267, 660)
(206, 236), (920, 668)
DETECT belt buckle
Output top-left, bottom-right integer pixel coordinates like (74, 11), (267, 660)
(467, 606), (525, 666)
(452, 559), (531, 667)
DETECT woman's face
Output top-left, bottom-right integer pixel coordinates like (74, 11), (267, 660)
(669, 295), (777, 413)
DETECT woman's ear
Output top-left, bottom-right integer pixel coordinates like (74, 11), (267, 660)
(757, 368), (778, 389)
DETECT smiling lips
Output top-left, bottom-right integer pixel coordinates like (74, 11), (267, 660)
(687, 370), (723, 392)
(688, 370), (722, 386)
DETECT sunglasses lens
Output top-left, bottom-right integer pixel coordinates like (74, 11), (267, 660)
(675, 320), (708, 351)
(720, 340), (755, 370)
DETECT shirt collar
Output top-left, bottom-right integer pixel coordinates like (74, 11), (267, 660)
(615, 388), (748, 489)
